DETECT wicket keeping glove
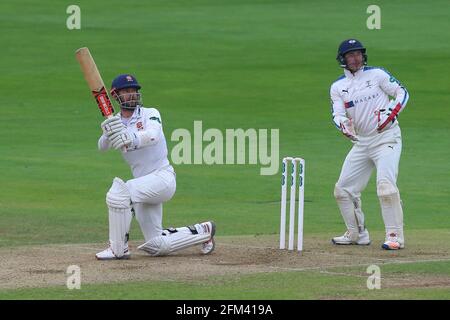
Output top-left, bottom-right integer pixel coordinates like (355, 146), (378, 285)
(101, 115), (124, 137)
(334, 116), (358, 142)
(377, 101), (401, 133)
(108, 129), (138, 150)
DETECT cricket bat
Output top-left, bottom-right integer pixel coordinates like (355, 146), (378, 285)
(75, 47), (126, 152)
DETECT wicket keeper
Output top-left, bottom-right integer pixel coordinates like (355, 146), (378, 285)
(330, 39), (409, 250)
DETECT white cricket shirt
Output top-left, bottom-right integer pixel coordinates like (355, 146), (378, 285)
(98, 106), (171, 178)
(330, 66), (409, 137)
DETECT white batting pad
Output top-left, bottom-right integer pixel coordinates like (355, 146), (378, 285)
(106, 177), (131, 210)
(137, 225), (212, 256)
(106, 177), (132, 257)
(108, 209), (132, 257)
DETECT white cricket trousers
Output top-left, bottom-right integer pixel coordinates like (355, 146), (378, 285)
(336, 126), (402, 195)
(126, 165), (176, 242)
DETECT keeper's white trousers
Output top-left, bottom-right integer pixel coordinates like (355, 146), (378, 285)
(336, 126), (402, 195)
(335, 126), (404, 239)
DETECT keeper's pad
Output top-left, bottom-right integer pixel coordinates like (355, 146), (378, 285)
(106, 177), (133, 257)
(377, 180), (404, 242)
(137, 225), (211, 256)
(334, 185), (366, 241)
(353, 197), (365, 233)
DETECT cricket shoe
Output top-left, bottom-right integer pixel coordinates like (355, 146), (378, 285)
(382, 232), (404, 250)
(95, 243), (131, 260)
(199, 221), (216, 255)
(331, 229), (371, 245)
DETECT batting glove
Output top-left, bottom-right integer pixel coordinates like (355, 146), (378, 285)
(101, 115), (124, 137)
(108, 129), (138, 150)
(377, 101), (402, 133)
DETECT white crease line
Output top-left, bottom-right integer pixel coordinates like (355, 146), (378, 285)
(375, 257), (450, 265)
(268, 257), (450, 273)
(311, 252), (408, 263)
(46, 245), (103, 251)
(318, 270), (368, 278)
(218, 243), (279, 250)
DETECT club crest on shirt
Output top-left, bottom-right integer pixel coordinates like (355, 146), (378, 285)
(136, 121), (144, 130)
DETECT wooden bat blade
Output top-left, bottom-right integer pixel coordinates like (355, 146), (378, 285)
(75, 47), (115, 118)
(75, 47), (103, 91)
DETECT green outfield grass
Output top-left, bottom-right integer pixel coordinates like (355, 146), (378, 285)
(0, 0), (449, 299)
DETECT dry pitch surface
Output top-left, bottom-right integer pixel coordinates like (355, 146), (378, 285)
(2, 232), (450, 291)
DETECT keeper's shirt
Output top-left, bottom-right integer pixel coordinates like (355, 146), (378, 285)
(330, 66), (409, 137)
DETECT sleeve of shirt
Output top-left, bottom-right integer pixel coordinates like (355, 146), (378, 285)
(98, 134), (111, 151)
(378, 68), (409, 114)
(135, 108), (163, 148)
(330, 83), (346, 130)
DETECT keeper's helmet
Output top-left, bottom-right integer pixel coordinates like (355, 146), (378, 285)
(336, 39), (368, 68)
(110, 74), (142, 110)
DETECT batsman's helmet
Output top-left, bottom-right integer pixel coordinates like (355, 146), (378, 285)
(336, 39), (367, 68)
(110, 74), (141, 93)
(110, 74), (142, 110)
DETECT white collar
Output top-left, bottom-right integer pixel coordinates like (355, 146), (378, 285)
(344, 66), (364, 79)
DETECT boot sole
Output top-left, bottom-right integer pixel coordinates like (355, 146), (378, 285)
(331, 239), (371, 246)
(95, 254), (131, 260)
(381, 243), (404, 250)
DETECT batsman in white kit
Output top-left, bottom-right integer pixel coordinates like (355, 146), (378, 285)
(95, 74), (215, 260)
(330, 39), (409, 250)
